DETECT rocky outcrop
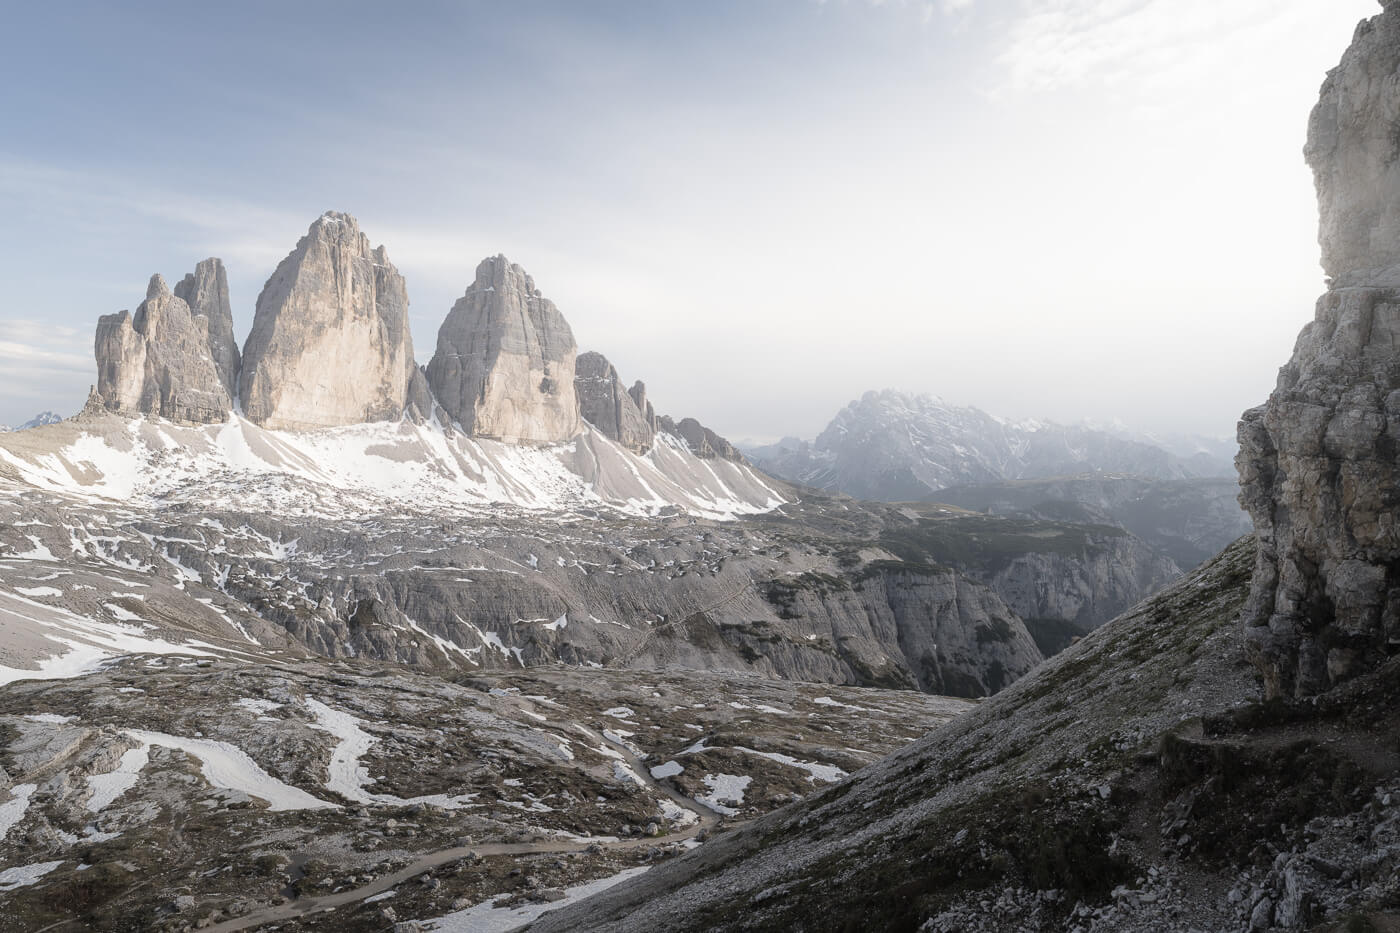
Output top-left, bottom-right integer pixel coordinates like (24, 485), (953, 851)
(660, 415), (746, 463)
(575, 352), (654, 452)
(628, 380), (658, 432)
(173, 258), (240, 398)
(239, 212), (417, 430)
(93, 274), (231, 424)
(426, 255), (580, 444)
(1238, 3), (1400, 698)
(1308, 8), (1400, 287)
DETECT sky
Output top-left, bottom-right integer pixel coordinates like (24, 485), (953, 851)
(0, 0), (1380, 441)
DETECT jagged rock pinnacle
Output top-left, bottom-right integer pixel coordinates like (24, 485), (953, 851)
(1238, 2), (1400, 697)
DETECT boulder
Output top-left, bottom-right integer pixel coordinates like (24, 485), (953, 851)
(426, 255), (580, 444)
(173, 258), (240, 398)
(239, 212), (417, 430)
(1238, 1), (1400, 697)
(575, 351), (654, 452)
(93, 274), (231, 424)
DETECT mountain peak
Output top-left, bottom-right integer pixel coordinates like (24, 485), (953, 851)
(426, 255), (579, 444)
(145, 273), (170, 301)
(238, 213), (416, 430)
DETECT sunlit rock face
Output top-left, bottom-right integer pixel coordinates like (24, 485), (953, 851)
(575, 351), (654, 453)
(239, 212), (417, 430)
(426, 255), (581, 444)
(173, 257), (240, 399)
(1238, 2), (1400, 698)
(94, 273), (232, 424)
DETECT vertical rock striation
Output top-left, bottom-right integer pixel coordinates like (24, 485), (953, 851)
(93, 274), (232, 423)
(239, 212), (418, 430)
(575, 351), (654, 452)
(173, 258), (240, 398)
(426, 255), (580, 444)
(628, 380), (658, 433)
(1238, 3), (1400, 698)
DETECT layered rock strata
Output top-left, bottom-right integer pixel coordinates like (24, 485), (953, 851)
(239, 212), (417, 430)
(575, 351), (654, 452)
(93, 274), (231, 423)
(427, 255), (580, 444)
(173, 258), (240, 397)
(1238, 3), (1400, 697)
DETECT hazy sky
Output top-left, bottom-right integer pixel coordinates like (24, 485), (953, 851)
(0, 0), (1379, 441)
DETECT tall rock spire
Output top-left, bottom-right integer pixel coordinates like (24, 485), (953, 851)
(93, 272), (232, 424)
(1238, 2), (1400, 697)
(174, 258), (240, 398)
(239, 212), (418, 430)
(426, 255), (581, 444)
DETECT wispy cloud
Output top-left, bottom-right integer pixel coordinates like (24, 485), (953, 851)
(0, 157), (309, 271)
(0, 321), (93, 422)
(996, 0), (1292, 93)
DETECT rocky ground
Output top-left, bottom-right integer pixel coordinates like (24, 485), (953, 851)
(520, 538), (1400, 932)
(0, 464), (1179, 701)
(0, 658), (968, 932)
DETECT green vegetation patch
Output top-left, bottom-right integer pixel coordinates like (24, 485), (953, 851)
(876, 515), (1123, 575)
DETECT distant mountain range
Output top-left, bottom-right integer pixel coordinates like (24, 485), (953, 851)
(0, 411), (62, 433)
(745, 389), (1236, 502)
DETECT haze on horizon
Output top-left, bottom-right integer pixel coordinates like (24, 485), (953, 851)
(0, 0), (1378, 442)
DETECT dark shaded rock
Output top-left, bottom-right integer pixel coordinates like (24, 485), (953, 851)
(575, 351), (653, 453)
(1239, 3), (1400, 697)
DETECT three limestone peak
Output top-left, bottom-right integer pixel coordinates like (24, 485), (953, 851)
(91, 211), (742, 461)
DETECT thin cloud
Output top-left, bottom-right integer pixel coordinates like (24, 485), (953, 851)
(996, 0), (1289, 93)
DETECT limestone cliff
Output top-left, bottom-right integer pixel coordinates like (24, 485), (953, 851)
(173, 258), (240, 398)
(239, 212), (417, 430)
(426, 255), (580, 444)
(1239, 3), (1400, 698)
(575, 351), (654, 452)
(93, 274), (231, 424)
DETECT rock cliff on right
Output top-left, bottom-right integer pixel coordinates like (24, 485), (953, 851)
(1238, 4), (1400, 698)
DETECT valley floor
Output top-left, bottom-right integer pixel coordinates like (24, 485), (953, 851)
(0, 660), (969, 932)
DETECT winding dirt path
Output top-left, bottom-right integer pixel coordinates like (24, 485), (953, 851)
(205, 733), (721, 932)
